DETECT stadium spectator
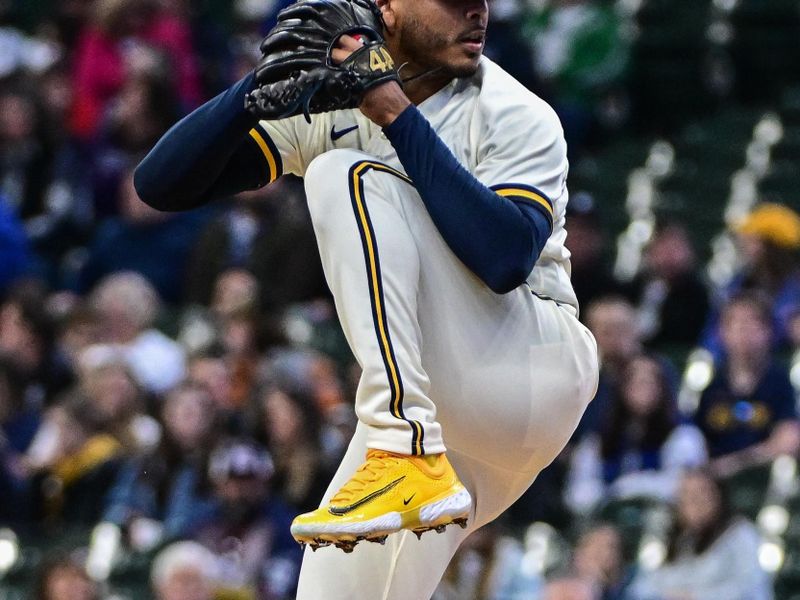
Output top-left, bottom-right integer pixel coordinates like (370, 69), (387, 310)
(196, 439), (301, 600)
(78, 169), (215, 303)
(103, 381), (218, 548)
(151, 541), (220, 600)
(90, 71), (181, 219)
(566, 354), (706, 513)
(627, 469), (772, 600)
(74, 343), (156, 449)
(432, 521), (542, 600)
(88, 271), (186, 394)
(628, 220), (710, 349)
(694, 292), (800, 478)
(586, 296), (640, 380)
(25, 396), (123, 525)
(49, 295), (100, 378)
(571, 524), (632, 600)
(186, 177), (329, 314)
(175, 268), (263, 379)
(34, 553), (102, 600)
(185, 195), (268, 309)
(578, 296), (643, 438)
(0, 83), (88, 283)
(254, 375), (337, 512)
(70, 0), (201, 139)
(187, 350), (241, 432)
(0, 87), (49, 219)
(702, 203), (800, 354)
(0, 280), (72, 400)
(209, 270), (266, 412)
(210, 269), (260, 323)
(31, 62), (96, 283)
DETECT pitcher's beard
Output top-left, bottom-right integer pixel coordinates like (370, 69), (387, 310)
(397, 15), (480, 80)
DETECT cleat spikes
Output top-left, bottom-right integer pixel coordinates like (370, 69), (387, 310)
(334, 541), (357, 553)
(365, 535), (387, 545)
(455, 518), (468, 529)
(434, 525), (446, 533)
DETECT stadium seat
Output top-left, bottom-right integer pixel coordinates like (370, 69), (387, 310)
(728, 0), (800, 102)
(771, 127), (800, 162)
(597, 497), (666, 561)
(775, 545), (800, 600)
(781, 88), (800, 126)
(722, 464), (772, 520)
(759, 161), (800, 210)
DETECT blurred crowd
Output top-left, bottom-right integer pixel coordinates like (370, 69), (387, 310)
(0, 0), (798, 599)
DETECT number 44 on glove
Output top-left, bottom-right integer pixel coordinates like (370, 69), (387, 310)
(244, 0), (401, 123)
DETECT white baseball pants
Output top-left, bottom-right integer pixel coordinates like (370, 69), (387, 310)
(297, 149), (598, 600)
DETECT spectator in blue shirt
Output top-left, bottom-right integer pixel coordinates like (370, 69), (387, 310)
(695, 292), (800, 478)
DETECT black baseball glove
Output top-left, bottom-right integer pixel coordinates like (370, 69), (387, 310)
(244, 0), (401, 122)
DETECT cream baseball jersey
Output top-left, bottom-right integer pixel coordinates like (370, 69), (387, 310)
(250, 56), (578, 311)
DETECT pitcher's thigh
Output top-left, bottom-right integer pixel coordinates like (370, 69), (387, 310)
(432, 300), (598, 475)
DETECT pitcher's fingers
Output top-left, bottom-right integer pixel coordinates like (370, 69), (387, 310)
(331, 34), (365, 64)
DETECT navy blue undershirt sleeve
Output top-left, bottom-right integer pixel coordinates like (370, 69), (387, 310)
(383, 105), (552, 294)
(134, 73), (268, 211)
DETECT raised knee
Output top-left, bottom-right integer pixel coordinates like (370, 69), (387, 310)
(305, 149), (368, 190)
(303, 150), (365, 234)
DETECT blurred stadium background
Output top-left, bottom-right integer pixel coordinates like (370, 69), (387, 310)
(1, 0), (800, 598)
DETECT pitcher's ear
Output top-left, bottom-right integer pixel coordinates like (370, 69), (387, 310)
(374, 0), (396, 32)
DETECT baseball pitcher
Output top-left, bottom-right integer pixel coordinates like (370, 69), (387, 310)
(134, 0), (599, 597)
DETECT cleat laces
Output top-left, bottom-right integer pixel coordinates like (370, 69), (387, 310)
(330, 450), (400, 504)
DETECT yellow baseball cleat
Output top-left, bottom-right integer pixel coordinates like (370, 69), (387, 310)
(291, 450), (472, 552)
